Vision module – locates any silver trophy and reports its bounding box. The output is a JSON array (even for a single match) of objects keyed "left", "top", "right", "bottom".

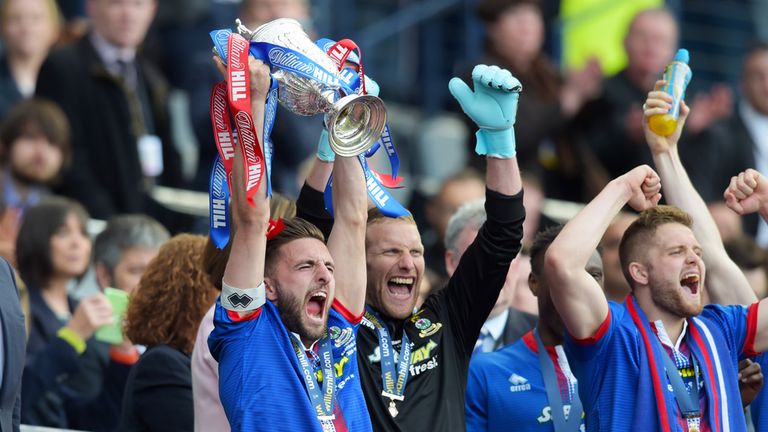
[{"left": 236, "top": 18, "right": 386, "bottom": 157}]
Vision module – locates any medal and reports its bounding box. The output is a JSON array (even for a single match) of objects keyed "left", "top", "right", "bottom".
[{"left": 388, "top": 400, "right": 399, "bottom": 418}]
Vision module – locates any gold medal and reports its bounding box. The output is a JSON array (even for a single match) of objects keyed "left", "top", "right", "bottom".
[
  {"left": 388, "top": 400, "right": 399, "bottom": 418},
  {"left": 689, "top": 426, "right": 699, "bottom": 432}
]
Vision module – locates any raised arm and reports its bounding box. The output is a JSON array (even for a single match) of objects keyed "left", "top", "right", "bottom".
[
  {"left": 444, "top": 65, "right": 526, "bottom": 353},
  {"left": 325, "top": 152, "right": 368, "bottom": 316},
  {"left": 221, "top": 58, "right": 271, "bottom": 307},
  {"left": 545, "top": 166, "right": 661, "bottom": 339},
  {"left": 644, "top": 81, "right": 756, "bottom": 305},
  {"left": 724, "top": 169, "right": 768, "bottom": 352}
]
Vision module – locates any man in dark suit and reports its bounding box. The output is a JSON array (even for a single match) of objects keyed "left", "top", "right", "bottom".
[
  {"left": 0, "top": 257, "right": 25, "bottom": 432},
  {"left": 444, "top": 200, "right": 536, "bottom": 354},
  {"left": 722, "top": 41, "right": 768, "bottom": 244},
  {"left": 35, "top": 0, "right": 182, "bottom": 226}
]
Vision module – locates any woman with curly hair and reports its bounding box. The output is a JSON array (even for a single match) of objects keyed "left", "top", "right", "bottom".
[{"left": 118, "top": 234, "right": 218, "bottom": 432}]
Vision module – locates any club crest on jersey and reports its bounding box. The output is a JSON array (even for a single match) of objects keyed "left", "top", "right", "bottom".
[
  {"left": 508, "top": 373, "right": 531, "bottom": 392},
  {"left": 329, "top": 325, "right": 354, "bottom": 348}
]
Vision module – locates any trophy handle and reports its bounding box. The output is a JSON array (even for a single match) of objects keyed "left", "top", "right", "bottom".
[{"left": 326, "top": 94, "right": 387, "bottom": 157}]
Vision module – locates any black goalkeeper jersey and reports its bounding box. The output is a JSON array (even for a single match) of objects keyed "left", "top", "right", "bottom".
[{"left": 356, "top": 189, "right": 525, "bottom": 432}]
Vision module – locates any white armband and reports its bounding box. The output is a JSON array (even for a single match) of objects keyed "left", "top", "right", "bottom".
[{"left": 221, "top": 281, "right": 266, "bottom": 312}]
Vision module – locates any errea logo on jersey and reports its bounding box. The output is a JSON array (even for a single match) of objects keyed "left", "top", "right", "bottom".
[{"left": 508, "top": 374, "right": 531, "bottom": 392}]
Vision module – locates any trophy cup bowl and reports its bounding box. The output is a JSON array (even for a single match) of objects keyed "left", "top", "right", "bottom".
[{"left": 243, "top": 18, "right": 387, "bottom": 157}]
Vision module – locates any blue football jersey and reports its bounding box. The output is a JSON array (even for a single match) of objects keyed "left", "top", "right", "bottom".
[
  {"left": 208, "top": 299, "right": 372, "bottom": 432},
  {"left": 466, "top": 331, "right": 584, "bottom": 432}
]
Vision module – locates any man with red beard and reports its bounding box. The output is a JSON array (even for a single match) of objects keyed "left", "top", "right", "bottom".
[
  {"left": 355, "top": 64, "right": 525, "bottom": 431},
  {"left": 544, "top": 84, "right": 768, "bottom": 431},
  {"left": 207, "top": 58, "right": 371, "bottom": 432}
]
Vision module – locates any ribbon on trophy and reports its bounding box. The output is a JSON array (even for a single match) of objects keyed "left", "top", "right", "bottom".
[
  {"left": 316, "top": 38, "right": 402, "bottom": 187},
  {"left": 314, "top": 38, "right": 409, "bottom": 218},
  {"left": 209, "top": 30, "right": 278, "bottom": 248},
  {"left": 209, "top": 156, "right": 230, "bottom": 249}
]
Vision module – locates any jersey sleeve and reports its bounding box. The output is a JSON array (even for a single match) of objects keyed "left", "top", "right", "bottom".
[
  {"left": 700, "top": 302, "right": 761, "bottom": 357},
  {"left": 438, "top": 189, "right": 525, "bottom": 356},
  {"left": 465, "top": 357, "right": 490, "bottom": 432},
  {"left": 564, "top": 302, "right": 623, "bottom": 404}
]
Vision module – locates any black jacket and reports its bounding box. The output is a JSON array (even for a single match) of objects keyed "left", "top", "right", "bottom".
[
  {"left": 35, "top": 35, "right": 182, "bottom": 220},
  {"left": 117, "top": 345, "right": 192, "bottom": 432},
  {"left": 0, "top": 259, "right": 24, "bottom": 432}
]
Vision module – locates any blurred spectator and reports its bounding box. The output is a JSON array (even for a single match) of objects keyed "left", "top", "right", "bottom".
[
  {"left": 599, "top": 211, "right": 636, "bottom": 302},
  {"left": 16, "top": 197, "right": 115, "bottom": 427},
  {"left": 61, "top": 214, "right": 170, "bottom": 432},
  {"left": 93, "top": 214, "right": 169, "bottom": 294},
  {"left": 445, "top": 200, "right": 536, "bottom": 353},
  {"left": 0, "top": 0, "right": 61, "bottom": 120},
  {"left": 35, "top": 0, "right": 184, "bottom": 228},
  {"left": 722, "top": 41, "right": 768, "bottom": 247},
  {"left": 708, "top": 201, "right": 744, "bottom": 243},
  {"left": 505, "top": 251, "right": 538, "bottom": 315},
  {"left": 473, "top": 0, "right": 603, "bottom": 201},
  {"left": 425, "top": 168, "right": 485, "bottom": 278},
  {"left": 578, "top": 7, "right": 733, "bottom": 202},
  {"left": 0, "top": 99, "right": 71, "bottom": 265},
  {"left": 724, "top": 235, "right": 768, "bottom": 300},
  {"left": 119, "top": 234, "right": 218, "bottom": 432},
  {"left": 0, "top": 256, "right": 24, "bottom": 432}
]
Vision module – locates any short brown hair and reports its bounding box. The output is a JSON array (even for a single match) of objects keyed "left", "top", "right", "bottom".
[
  {"left": 0, "top": 99, "right": 71, "bottom": 172},
  {"left": 124, "top": 234, "right": 218, "bottom": 353},
  {"left": 618, "top": 205, "right": 693, "bottom": 288},
  {"left": 202, "top": 193, "right": 298, "bottom": 290},
  {"left": 265, "top": 217, "right": 325, "bottom": 276},
  {"left": 366, "top": 208, "right": 416, "bottom": 226}
]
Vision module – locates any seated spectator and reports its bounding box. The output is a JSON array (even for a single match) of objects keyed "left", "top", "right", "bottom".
[
  {"left": 424, "top": 168, "right": 485, "bottom": 279},
  {"left": 119, "top": 234, "right": 218, "bottom": 432},
  {"left": 473, "top": 0, "right": 603, "bottom": 201},
  {"left": 65, "top": 214, "right": 170, "bottom": 432},
  {"left": 0, "top": 0, "right": 61, "bottom": 119},
  {"left": 724, "top": 234, "right": 768, "bottom": 300},
  {"left": 444, "top": 200, "right": 537, "bottom": 353},
  {"left": 0, "top": 99, "right": 70, "bottom": 265},
  {"left": 17, "top": 197, "right": 114, "bottom": 427},
  {"left": 577, "top": 7, "right": 733, "bottom": 202},
  {"left": 721, "top": 41, "right": 768, "bottom": 246},
  {"left": 599, "top": 212, "right": 636, "bottom": 302},
  {"left": 93, "top": 214, "right": 170, "bottom": 295}
]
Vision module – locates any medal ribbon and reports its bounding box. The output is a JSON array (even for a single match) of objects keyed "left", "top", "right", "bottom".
[
  {"left": 534, "top": 329, "right": 583, "bottom": 432},
  {"left": 658, "top": 340, "right": 702, "bottom": 419},
  {"left": 289, "top": 334, "right": 337, "bottom": 429},
  {"left": 364, "top": 307, "right": 412, "bottom": 402}
]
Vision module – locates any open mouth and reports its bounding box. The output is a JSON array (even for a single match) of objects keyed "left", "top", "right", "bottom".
[
  {"left": 387, "top": 276, "right": 415, "bottom": 300},
  {"left": 305, "top": 291, "right": 328, "bottom": 323},
  {"left": 680, "top": 273, "right": 700, "bottom": 295}
]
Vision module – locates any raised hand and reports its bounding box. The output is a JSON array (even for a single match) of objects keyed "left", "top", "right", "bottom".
[
  {"left": 738, "top": 358, "right": 764, "bottom": 407},
  {"left": 449, "top": 64, "right": 522, "bottom": 130},
  {"left": 643, "top": 80, "right": 690, "bottom": 155},
  {"left": 67, "top": 293, "right": 114, "bottom": 341},
  {"left": 621, "top": 165, "right": 662, "bottom": 212},
  {"left": 724, "top": 169, "right": 768, "bottom": 216}
]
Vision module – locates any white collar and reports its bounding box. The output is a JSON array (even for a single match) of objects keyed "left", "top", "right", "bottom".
[
  {"left": 291, "top": 332, "right": 319, "bottom": 351},
  {"left": 481, "top": 308, "right": 509, "bottom": 341},
  {"left": 90, "top": 32, "right": 137, "bottom": 66},
  {"left": 653, "top": 319, "right": 688, "bottom": 351}
]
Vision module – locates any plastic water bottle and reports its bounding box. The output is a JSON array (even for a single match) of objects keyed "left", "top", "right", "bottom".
[{"left": 648, "top": 49, "right": 692, "bottom": 136}]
